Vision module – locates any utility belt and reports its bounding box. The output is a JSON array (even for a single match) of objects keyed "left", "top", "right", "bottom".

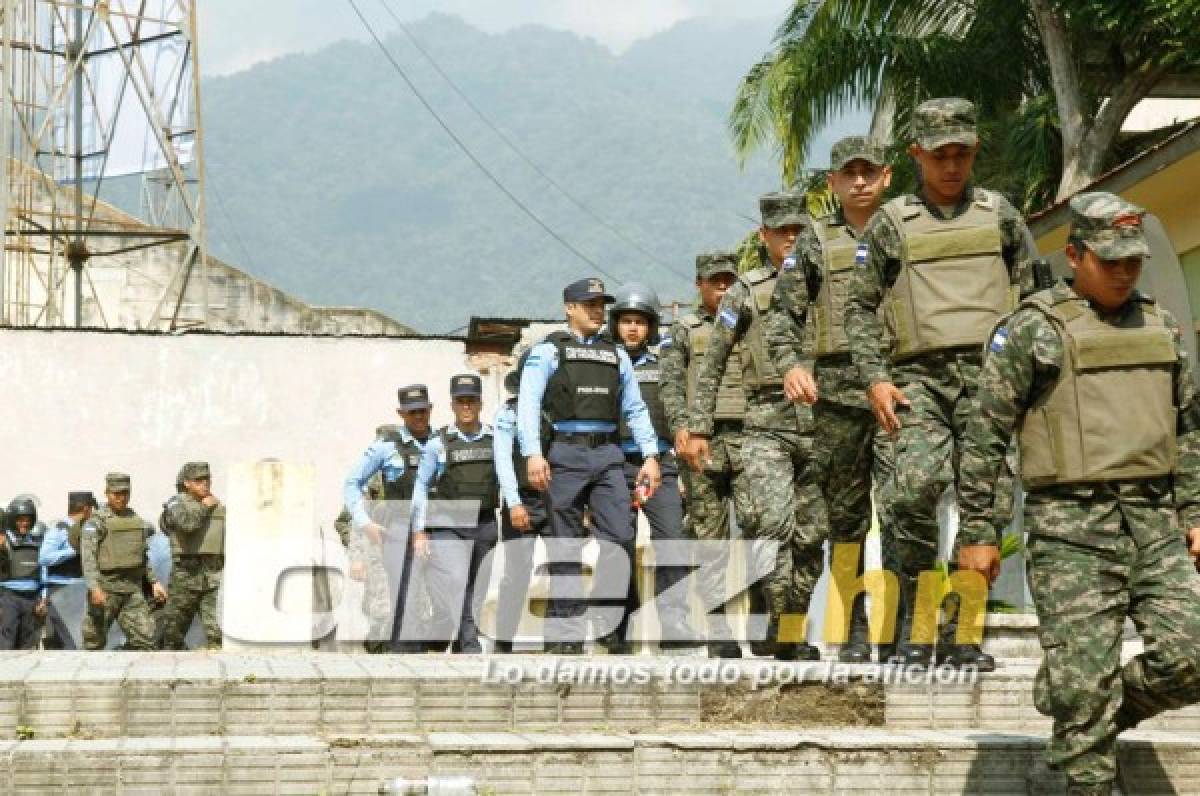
[{"left": 553, "top": 431, "right": 619, "bottom": 448}]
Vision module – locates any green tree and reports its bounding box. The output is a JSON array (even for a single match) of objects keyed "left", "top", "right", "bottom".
[{"left": 732, "top": 0, "right": 1200, "bottom": 211}]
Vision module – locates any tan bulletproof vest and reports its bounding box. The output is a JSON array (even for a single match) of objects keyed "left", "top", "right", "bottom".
[
  {"left": 812, "top": 217, "right": 862, "bottom": 357},
  {"left": 883, "top": 192, "right": 1017, "bottom": 360},
  {"left": 1018, "top": 295, "right": 1178, "bottom": 488},
  {"left": 738, "top": 268, "right": 784, "bottom": 388},
  {"left": 684, "top": 313, "right": 747, "bottom": 420},
  {"left": 97, "top": 512, "right": 145, "bottom": 572},
  {"left": 175, "top": 503, "right": 226, "bottom": 556}
]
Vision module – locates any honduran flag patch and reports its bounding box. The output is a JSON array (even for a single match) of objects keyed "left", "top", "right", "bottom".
[{"left": 990, "top": 327, "right": 1009, "bottom": 353}]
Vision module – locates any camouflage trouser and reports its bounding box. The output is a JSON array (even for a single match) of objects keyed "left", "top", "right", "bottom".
[
  {"left": 737, "top": 427, "right": 829, "bottom": 632},
  {"left": 680, "top": 423, "right": 753, "bottom": 638},
  {"left": 812, "top": 400, "right": 897, "bottom": 645},
  {"left": 347, "top": 522, "right": 393, "bottom": 653},
  {"left": 162, "top": 555, "right": 223, "bottom": 650},
  {"left": 887, "top": 379, "right": 1012, "bottom": 642},
  {"left": 812, "top": 400, "right": 897, "bottom": 546},
  {"left": 83, "top": 581, "right": 156, "bottom": 651},
  {"left": 1026, "top": 493, "right": 1200, "bottom": 787}
]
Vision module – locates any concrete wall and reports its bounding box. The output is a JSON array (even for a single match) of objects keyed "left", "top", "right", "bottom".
[{"left": 0, "top": 329, "right": 479, "bottom": 526}]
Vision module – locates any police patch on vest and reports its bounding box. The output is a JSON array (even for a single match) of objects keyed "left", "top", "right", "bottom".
[
  {"left": 563, "top": 346, "right": 619, "bottom": 365},
  {"left": 659, "top": 335, "right": 673, "bottom": 348},
  {"left": 719, "top": 308, "right": 738, "bottom": 328},
  {"left": 855, "top": 243, "right": 868, "bottom": 266},
  {"left": 577, "top": 386, "right": 612, "bottom": 395},
  {"left": 635, "top": 370, "right": 661, "bottom": 383},
  {"left": 990, "top": 327, "right": 1009, "bottom": 352},
  {"left": 783, "top": 255, "right": 797, "bottom": 270},
  {"left": 449, "top": 448, "right": 494, "bottom": 463}
]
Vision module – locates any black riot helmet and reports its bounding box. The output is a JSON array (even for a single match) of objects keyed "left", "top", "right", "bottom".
[
  {"left": 5, "top": 496, "right": 37, "bottom": 530},
  {"left": 608, "top": 282, "right": 662, "bottom": 347}
]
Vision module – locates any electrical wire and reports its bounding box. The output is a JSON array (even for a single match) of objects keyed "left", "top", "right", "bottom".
[
  {"left": 346, "top": 0, "right": 623, "bottom": 283},
  {"left": 375, "top": 0, "right": 692, "bottom": 281}
]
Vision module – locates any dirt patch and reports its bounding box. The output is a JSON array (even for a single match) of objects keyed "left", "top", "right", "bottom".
[{"left": 700, "top": 681, "right": 885, "bottom": 727}]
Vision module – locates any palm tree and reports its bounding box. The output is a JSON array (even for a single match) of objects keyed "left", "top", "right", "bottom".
[{"left": 732, "top": 1, "right": 1200, "bottom": 211}]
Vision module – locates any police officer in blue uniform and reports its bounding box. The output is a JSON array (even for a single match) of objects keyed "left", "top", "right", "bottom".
[
  {"left": 609, "top": 283, "right": 694, "bottom": 652},
  {"left": 411, "top": 373, "right": 499, "bottom": 654},
  {"left": 0, "top": 496, "right": 48, "bottom": 650},
  {"left": 343, "top": 384, "right": 437, "bottom": 653},
  {"left": 518, "top": 277, "right": 662, "bottom": 654},
  {"left": 492, "top": 356, "right": 555, "bottom": 653},
  {"left": 39, "top": 491, "right": 97, "bottom": 649}
]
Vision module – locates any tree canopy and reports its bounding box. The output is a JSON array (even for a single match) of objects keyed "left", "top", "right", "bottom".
[{"left": 732, "top": 0, "right": 1200, "bottom": 211}]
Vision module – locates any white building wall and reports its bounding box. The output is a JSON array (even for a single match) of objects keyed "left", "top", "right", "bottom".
[{"left": 0, "top": 329, "right": 479, "bottom": 524}]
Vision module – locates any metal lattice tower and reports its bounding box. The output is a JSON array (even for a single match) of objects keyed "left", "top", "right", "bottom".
[{"left": 0, "top": 0, "right": 207, "bottom": 329}]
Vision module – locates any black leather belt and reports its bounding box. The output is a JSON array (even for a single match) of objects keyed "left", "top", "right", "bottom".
[{"left": 553, "top": 431, "right": 618, "bottom": 447}]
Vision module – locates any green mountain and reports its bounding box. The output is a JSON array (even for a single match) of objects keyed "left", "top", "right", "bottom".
[{"left": 196, "top": 13, "right": 823, "bottom": 332}]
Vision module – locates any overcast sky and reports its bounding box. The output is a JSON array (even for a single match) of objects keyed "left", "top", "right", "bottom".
[{"left": 198, "top": 0, "right": 794, "bottom": 75}]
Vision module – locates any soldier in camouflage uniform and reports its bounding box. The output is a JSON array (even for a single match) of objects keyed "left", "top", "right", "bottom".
[
  {"left": 684, "top": 192, "right": 829, "bottom": 661},
  {"left": 336, "top": 424, "right": 396, "bottom": 653},
  {"left": 661, "top": 250, "right": 748, "bottom": 658},
  {"left": 768, "top": 136, "right": 897, "bottom": 663},
  {"left": 958, "top": 193, "right": 1200, "bottom": 795},
  {"left": 83, "top": 473, "right": 165, "bottom": 651},
  {"left": 160, "top": 462, "right": 225, "bottom": 650},
  {"left": 844, "top": 98, "right": 1036, "bottom": 669}
]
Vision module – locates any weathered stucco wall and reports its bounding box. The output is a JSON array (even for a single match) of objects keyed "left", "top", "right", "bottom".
[{"left": 0, "top": 329, "right": 488, "bottom": 526}]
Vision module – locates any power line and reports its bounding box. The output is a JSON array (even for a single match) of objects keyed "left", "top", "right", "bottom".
[
  {"left": 206, "top": 164, "right": 261, "bottom": 277},
  {"left": 375, "top": 0, "right": 691, "bottom": 281},
  {"left": 345, "top": 0, "right": 623, "bottom": 283}
]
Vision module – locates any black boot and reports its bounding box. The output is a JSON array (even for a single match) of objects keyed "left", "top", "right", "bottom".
[
  {"left": 708, "top": 641, "right": 743, "bottom": 659},
  {"left": 599, "top": 632, "right": 633, "bottom": 655},
  {"left": 892, "top": 643, "right": 934, "bottom": 666},
  {"left": 838, "top": 596, "right": 871, "bottom": 664},
  {"left": 936, "top": 643, "right": 996, "bottom": 672}
]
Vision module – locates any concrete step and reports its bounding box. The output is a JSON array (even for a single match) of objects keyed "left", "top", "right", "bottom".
[
  {"left": 884, "top": 660, "right": 1200, "bottom": 734},
  {"left": 4, "top": 652, "right": 1200, "bottom": 743},
  {"left": 2, "top": 729, "right": 1197, "bottom": 794}
]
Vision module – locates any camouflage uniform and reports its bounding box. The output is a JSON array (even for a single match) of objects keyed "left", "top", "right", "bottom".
[
  {"left": 768, "top": 137, "right": 897, "bottom": 658},
  {"left": 689, "top": 194, "right": 830, "bottom": 657},
  {"left": 81, "top": 473, "right": 158, "bottom": 651},
  {"left": 843, "top": 99, "right": 1034, "bottom": 659},
  {"left": 959, "top": 194, "right": 1200, "bottom": 794},
  {"left": 337, "top": 471, "right": 391, "bottom": 652},
  {"left": 160, "top": 462, "right": 224, "bottom": 650},
  {"left": 660, "top": 251, "right": 753, "bottom": 646}
]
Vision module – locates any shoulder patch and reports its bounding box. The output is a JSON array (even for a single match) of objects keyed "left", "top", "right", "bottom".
[
  {"left": 658, "top": 334, "right": 673, "bottom": 349},
  {"left": 989, "top": 327, "right": 1010, "bottom": 353},
  {"left": 719, "top": 308, "right": 738, "bottom": 329}
]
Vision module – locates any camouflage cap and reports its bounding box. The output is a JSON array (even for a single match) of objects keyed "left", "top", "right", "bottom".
[
  {"left": 1068, "top": 192, "right": 1150, "bottom": 260},
  {"left": 830, "top": 136, "right": 886, "bottom": 170},
  {"left": 913, "top": 98, "right": 978, "bottom": 150},
  {"left": 105, "top": 472, "right": 131, "bottom": 492},
  {"left": 450, "top": 373, "right": 483, "bottom": 398},
  {"left": 695, "top": 250, "right": 740, "bottom": 280},
  {"left": 68, "top": 491, "right": 98, "bottom": 510},
  {"left": 759, "top": 191, "right": 807, "bottom": 229},
  {"left": 180, "top": 461, "right": 211, "bottom": 481}
]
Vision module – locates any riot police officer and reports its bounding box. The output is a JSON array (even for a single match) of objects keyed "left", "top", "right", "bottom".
[
  {"left": 0, "top": 496, "right": 48, "bottom": 650},
  {"left": 609, "top": 282, "right": 693, "bottom": 651}
]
